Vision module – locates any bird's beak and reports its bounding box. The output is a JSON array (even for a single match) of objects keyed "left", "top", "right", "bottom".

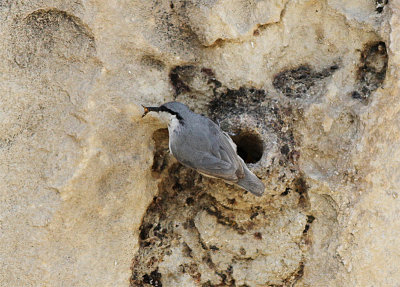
[{"left": 141, "top": 105, "right": 160, "bottom": 118}]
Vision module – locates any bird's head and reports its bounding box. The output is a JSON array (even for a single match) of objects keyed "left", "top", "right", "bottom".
[{"left": 142, "top": 101, "right": 190, "bottom": 122}]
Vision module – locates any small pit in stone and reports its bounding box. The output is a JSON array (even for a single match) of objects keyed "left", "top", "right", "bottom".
[{"left": 231, "top": 132, "right": 263, "bottom": 163}]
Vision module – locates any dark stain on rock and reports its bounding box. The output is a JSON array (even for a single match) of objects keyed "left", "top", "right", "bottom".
[
  {"left": 351, "top": 41, "right": 388, "bottom": 102},
  {"left": 186, "top": 196, "right": 195, "bottom": 205},
  {"left": 201, "top": 67, "right": 215, "bottom": 78},
  {"left": 250, "top": 212, "right": 259, "bottom": 220},
  {"left": 209, "top": 87, "right": 267, "bottom": 116},
  {"left": 141, "top": 55, "right": 166, "bottom": 70},
  {"left": 280, "top": 187, "right": 291, "bottom": 196},
  {"left": 303, "top": 215, "right": 315, "bottom": 234},
  {"left": 376, "top": 0, "right": 388, "bottom": 13},
  {"left": 294, "top": 177, "right": 308, "bottom": 195},
  {"left": 227, "top": 198, "right": 236, "bottom": 205},
  {"left": 151, "top": 129, "right": 170, "bottom": 175},
  {"left": 169, "top": 65, "right": 223, "bottom": 99},
  {"left": 182, "top": 242, "right": 193, "bottom": 258},
  {"left": 294, "top": 177, "right": 310, "bottom": 209},
  {"left": 210, "top": 245, "right": 220, "bottom": 251},
  {"left": 139, "top": 223, "right": 153, "bottom": 241},
  {"left": 273, "top": 64, "right": 338, "bottom": 98},
  {"left": 350, "top": 91, "right": 363, "bottom": 100},
  {"left": 280, "top": 144, "right": 290, "bottom": 155},
  {"left": 142, "top": 269, "right": 163, "bottom": 287},
  {"left": 205, "top": 205, "right": 246, "bottom": 234},
  {"left": 169, "top": 65, "right": 193, "bottom": 96},
  {"left": 254, "top": 232, "right": 263, "bottom": 240},
  {"left": 287, "top": 261, "right": 305, "bottom": 286}
]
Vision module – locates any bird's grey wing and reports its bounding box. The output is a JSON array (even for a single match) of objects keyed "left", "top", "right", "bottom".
[
  {"left": 178, "top": 149, "right": 241, "bottom": 182},
  {"left": 172, "top": 118, "right": 243, "bottom": 181},
  {"left": 222, "top": 131, "right": 237, "bottom": 152}
]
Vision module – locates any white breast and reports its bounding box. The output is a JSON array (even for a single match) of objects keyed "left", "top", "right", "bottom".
[
  {"left": 168, "top": 115, "right": 180, "bottom": 133},
  {"left": 168, "top": 116, "right": 181, "bottom": 154}
]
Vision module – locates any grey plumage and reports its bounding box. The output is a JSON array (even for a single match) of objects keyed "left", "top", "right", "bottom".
[{"left": 142, "top": 101, "right": 265, "bottom": 196}]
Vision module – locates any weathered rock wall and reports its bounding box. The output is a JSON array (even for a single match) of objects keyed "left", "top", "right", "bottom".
[{"left": 1, "top": 0, "right": 399, "bottom": 286}]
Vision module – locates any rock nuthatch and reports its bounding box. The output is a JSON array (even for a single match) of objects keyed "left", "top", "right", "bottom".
[{"left": 142, "top": 102, "right": 265, "bottom": 196}]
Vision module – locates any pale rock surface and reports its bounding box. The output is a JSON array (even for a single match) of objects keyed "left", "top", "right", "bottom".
[
  {"left": 183, "top": 0, "right": 288, "bottom": 46},
  {"left": 0, "top": 0, "right": 399, "bottom": 286}
]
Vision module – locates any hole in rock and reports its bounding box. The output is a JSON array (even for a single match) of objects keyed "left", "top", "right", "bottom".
[{"left": 231, "top": 132, "right": 263, "bottom": 163}]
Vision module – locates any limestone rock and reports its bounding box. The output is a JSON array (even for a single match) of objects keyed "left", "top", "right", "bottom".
[
  {"left": 183, "top": 0, "right": 288, "bottom": 46},
  {"left": 1, "top": 0, "right": 399, "bottom": 286}
]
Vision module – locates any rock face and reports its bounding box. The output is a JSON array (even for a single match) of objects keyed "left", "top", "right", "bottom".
[{"left": 1, "top": 0, "right": 399, "bottom": 286}]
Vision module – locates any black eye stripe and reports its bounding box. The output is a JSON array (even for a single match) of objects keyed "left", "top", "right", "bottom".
[{"left": 160, "top": 106, "right": 183, "bottom": 122}]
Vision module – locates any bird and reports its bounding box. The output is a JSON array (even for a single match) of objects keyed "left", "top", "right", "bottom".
[{"left": 142, "top": 101, "right": 265, "bottom": 196}]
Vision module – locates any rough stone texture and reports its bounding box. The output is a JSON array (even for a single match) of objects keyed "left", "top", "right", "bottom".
[
  {"left": 1, "top": 0, "right": 399, "bottom": 286},
  {"left": 183, "top": 0, "right": 288, "bottom": 46}
]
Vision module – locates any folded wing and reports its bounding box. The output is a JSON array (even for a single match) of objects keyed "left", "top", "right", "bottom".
[{"left": 171, "top": 117, "right": 244, "bottom": 182}]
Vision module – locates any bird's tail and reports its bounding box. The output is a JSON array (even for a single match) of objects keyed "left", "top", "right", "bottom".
[{"left": 236, "top": 162, "right": 265, "bottom": 197}]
